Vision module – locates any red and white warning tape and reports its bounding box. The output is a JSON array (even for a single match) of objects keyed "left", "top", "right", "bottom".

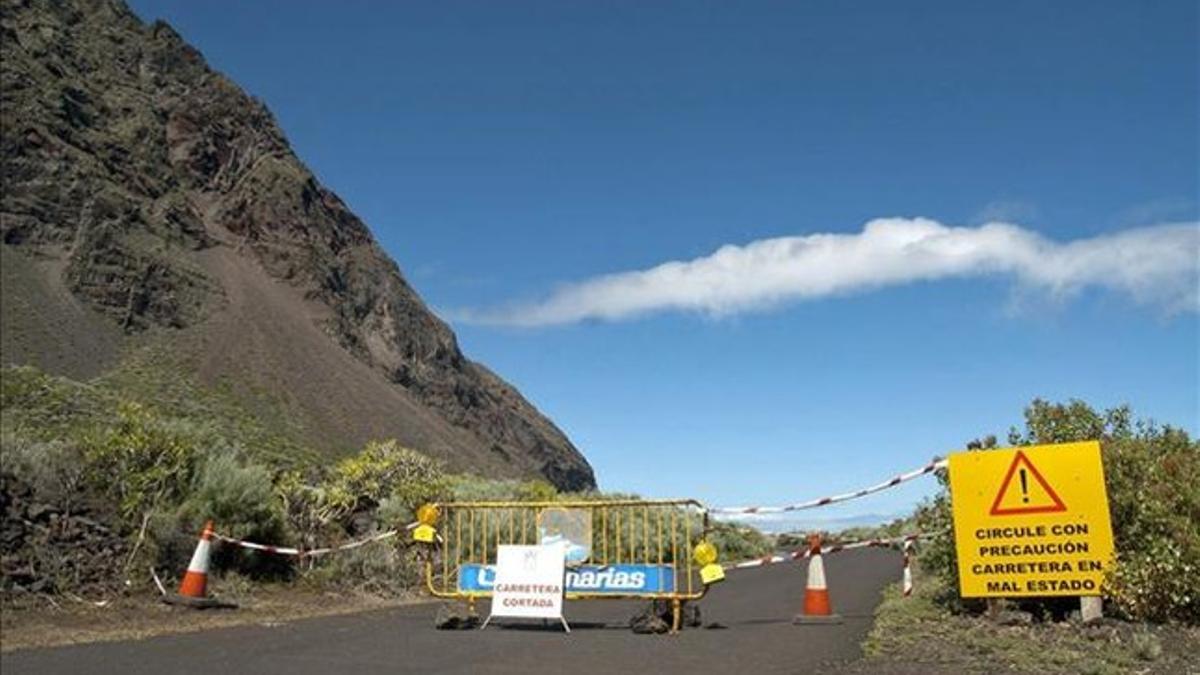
[
  {"left": 213, "top": 529, "right": 399, "bottom": 558},
  {"left": 804, "top": 531, "right": 935, "bottom": 558},
  {"left": 723, "top": 531, "right": 943, "bottom": 571},
  {"left": 709, "top": 457, "right": 948, "bottom": 515},
  {"left": 724, "top": 552, "right": 801, "bottom": 571}
]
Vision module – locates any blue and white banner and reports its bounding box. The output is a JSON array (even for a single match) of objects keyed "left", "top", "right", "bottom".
[{"left": 458, "top": 563, "right": 676, "bottom": 595}]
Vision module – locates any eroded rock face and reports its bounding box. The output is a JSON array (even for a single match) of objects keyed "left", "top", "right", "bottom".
[{"left": 0, "top": 0, "right": 595, "bottom": 491}]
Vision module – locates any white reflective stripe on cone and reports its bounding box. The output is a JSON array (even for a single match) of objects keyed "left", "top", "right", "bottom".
[
  {"left": 187, "top": 538, "right": 212, "bottom": 574},
  {"left": 807, "top": 555, "right": 827, "bottom": 589},
  {"left": 902, "top": 540, "right": 914, "bottom": 596}
]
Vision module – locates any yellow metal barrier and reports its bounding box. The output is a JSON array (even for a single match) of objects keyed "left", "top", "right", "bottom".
[{"left": 421, "top": 499, "right": 712, "bottom": 629}]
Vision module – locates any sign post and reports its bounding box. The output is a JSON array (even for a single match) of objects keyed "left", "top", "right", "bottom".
[
  {"left": 481, "top": 543, "right": 569, "bottom": 632},
  {"left": 948, "top": 441, "right": 1115, "bottom": 599}
]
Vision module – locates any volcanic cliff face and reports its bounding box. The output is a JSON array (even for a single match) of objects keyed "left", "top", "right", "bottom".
[{"left": 0, "top": 0, "right": 595, "bottom": 490}]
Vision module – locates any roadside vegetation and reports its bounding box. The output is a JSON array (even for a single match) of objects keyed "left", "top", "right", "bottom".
[
  {"left": 7, "top": 363, "right": 1194, "bottom": 671},
  {"left": 860, "top": 566, "right": 1200, "bottom": 674},
  {"left": 0, "top": 363, "right": 769, "bottom": 613},
  {"left": 913, "top": 399, "right": 1198, "bottom": 624},
  {"left": 855, "top": 399, "right": 1199, "bottom": 673},
  {"left": 775, "top": 518, "right": 913, "bottom": 553}
]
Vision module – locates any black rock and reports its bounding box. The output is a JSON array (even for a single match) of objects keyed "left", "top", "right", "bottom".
[
  {"left": 434, "top": 603, "right": 480, "bottom": 630},
  {"left": 643, "top": 598, "right": 702, "bottom": 628},
  {"left": 994, "top": 610, "right": 1034, "bottom": 626},
  {"left": 630, "top": 600, "right": 692, "bottom": 634},
  {"left": 27, "top": 504, "right": 54, "bottom": 521},
  {"left": 630, "top": 613, "right": 670, "bottom": 634}
]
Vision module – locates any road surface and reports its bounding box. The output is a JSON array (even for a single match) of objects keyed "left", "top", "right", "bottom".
[{"left": 2, "top": 548, "right": 900, "bottom": 674}]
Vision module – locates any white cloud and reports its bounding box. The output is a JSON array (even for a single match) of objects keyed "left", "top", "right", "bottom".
[{"left": 456, "top": 218, "right": 1200, "bottom": 327}]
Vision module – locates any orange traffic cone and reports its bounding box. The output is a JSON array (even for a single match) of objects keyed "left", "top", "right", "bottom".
[
  {"left": 166, "top": 521, "right": 234, "bottom": 608},
  {"left": 178, "top": 520, "right": 214, "bottom": 599},
  {"left": 794, "top": 534, "right": 842, "bottom": 624}
]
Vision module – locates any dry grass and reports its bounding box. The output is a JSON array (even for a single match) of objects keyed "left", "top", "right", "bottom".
[
  {"left": 0, "top": 583, "right": 434, "bottom": 653},
  {"left": 854, "top": 566, "right": 1200, "bottom": 674}
]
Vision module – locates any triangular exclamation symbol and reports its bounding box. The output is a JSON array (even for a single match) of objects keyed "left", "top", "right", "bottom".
[{"left": 989, "top": 450, "right": 1067, "bottom": 516}]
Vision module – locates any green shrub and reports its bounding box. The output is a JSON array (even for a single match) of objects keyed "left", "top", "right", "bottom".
[
  {"left": 297, "top": 541, "right": 422, "bottom": 596},
  {"left": 0, "top": 366, "right": 109, "bottom": 439},
  {"left": 1107, "top": 538, "right": 1198, "bottom": 624},
  {"left": 1100, "top": 423, "right": 1199, "bottom": 623},
  {"left": 274, "top": 440, "right": 451, "bottom": 544},
  {"left": 144, "top": 510, "right": 202, "bottom": 584},
  {"left": 325, "top": 439, "right": 450, "bottom": 524},
  {"left": 278, "top": 440, "right": 452, "bottom": 593},
  {"left": 93, "top": 348, "right": 317, "bottom": 467},
  {"left": 0, "top": 433, "right": 89, "bottom": 517},
  {"left": 376, "top": 495, "right": 415, "bottom": 531},
  {"left": 448, "top": 475, "right": 553, "bottom": 502},
  {"left": 835, "top": 518, "right": 911, "bottom": 543},
  {"left": 705, "top": 520, "right": 773, "bottom": 562},
  {"left": 178, "top": 454, "right": 285, "bottom": 540},
  {"left": 515, "top": 479, "right": 558, "bottom": 502},
  {"left": 912, "top": 487, "right": 972, "bottom": 611},
  {"left": 176, "top": 454, "right": 291, "bottom": 577},
  {"left": 274, "top": 468, "right": 342, "bottom": 552},
  {"left": 83, "top": 402, "right": 202, "bottom": 523}
]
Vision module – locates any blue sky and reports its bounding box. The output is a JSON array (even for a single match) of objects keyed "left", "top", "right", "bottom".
[{"left": 129, "top": 1, "right": 1199, "bottom": 527}]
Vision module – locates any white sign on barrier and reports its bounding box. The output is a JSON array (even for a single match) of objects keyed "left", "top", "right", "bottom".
[{"left": 483, "top": 543, "right": 568, "bottom": 632}]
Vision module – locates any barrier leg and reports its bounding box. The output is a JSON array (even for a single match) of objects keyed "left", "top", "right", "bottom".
[{"left": 671, "top": 598, "right": 681, "bottom": 633}]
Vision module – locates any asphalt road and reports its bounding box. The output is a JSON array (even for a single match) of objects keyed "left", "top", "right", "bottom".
[{"left": 2, "top": 548, "right": 901, "bottom": 675}]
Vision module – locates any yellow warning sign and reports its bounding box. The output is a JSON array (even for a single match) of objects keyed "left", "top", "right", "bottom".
[{"left": 948, "top": 441, "right": 1114, "bottom": 598}]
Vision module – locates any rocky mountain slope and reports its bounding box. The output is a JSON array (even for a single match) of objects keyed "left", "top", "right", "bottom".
[{"left": 0, "top": 0, "right": 595, "bottom": 490}]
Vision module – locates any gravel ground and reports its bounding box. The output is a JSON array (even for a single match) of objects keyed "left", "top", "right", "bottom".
[{"left": 845, "top": 568, "right": 1200, "bottom": 675}]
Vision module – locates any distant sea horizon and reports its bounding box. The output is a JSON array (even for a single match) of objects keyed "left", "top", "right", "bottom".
[{"left": 715, "top": 511, "right": 909, "bottom": 535}]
